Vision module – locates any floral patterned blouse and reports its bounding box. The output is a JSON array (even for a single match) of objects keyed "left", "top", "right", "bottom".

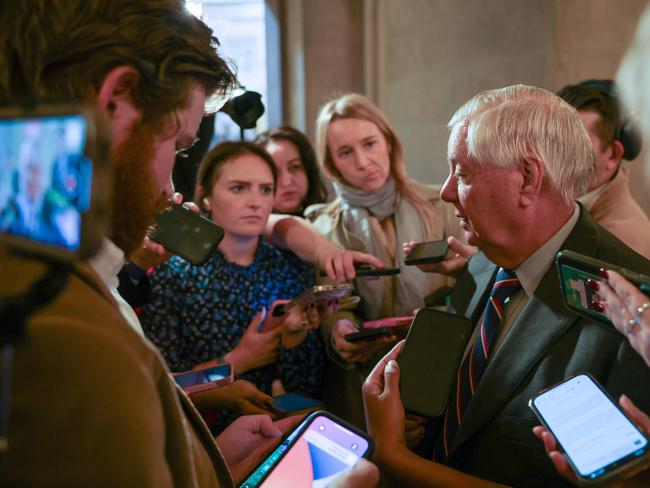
[{"left": 139, "top": 239, "right": 324, "bottom": 405}]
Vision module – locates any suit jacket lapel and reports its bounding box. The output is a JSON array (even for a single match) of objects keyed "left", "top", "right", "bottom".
[
  {"left": 448, "top": 253, "right": 497, "bottom": 323},
  {"left": 449, "top": 209, "right": 601, "bottom": 455}
]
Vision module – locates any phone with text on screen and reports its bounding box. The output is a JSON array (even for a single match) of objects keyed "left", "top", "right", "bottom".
[{"left": 530, "top": 374, "right": 649, "bottom": 485}]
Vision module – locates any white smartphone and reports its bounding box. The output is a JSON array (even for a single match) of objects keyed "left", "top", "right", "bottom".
[{"left": 529, "top": 373, "right": 649, "bottom": 485}]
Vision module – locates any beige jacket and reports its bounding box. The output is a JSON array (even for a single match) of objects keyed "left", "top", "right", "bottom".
[
  {"left": 2, "top": 249, "right": 233, "bottom": 487},
  {"left": 585, "top": 167, "right": 650, "bottom": 260}
]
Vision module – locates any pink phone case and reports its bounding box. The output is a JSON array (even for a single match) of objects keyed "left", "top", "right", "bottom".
[
  {"left": 260, "top": 299, "right": 291, "bottom": 332},
  {"left": 363, "top": 316, "right": 414, "bottom": 329}
]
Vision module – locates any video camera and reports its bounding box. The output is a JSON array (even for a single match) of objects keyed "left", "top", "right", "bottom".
[{"left": 0, "top": 104, "right": 111, "bottom": 262}]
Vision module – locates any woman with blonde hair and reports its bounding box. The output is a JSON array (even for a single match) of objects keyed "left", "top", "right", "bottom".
[{"left": 308, "top": 93, "right": 462, "bottom": 426}]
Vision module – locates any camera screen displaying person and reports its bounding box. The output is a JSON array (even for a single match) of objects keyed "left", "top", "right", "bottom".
[{"left": 0, "top": 112, "right": 91, "bottom": 251}]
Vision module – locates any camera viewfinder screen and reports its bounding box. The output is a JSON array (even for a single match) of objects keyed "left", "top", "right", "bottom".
[{"left": 0, "top": 114, "right": 91, "bottom": 250}]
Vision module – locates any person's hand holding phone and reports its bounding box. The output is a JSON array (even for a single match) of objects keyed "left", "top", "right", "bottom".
[
  {"left": 331, "top": 318, "right": 396, "bottom": 363},
  {"left": 596, "top": 270, "right": 650, "bottom": 366},
  {"left": 403, "top": 236, "right": 476, "bottom": 279},
  {"left": 216, "top": 414, "right": 303, "bottom": 484},
  {"left": 315, "top": 242, "right": 385, "bottom": 282},
  {"left": 362, "top": 341, "right": 408, "bottom": 464},
  {"left": 130, "top": 192, "right": 201, "bottom": 268},
  {"left": 279, "top": 302, "right": 320, "bottom": 349},
  {"left": 533, "top": 394, "right": 650, "bottom": 487},
  {"left": 189, "top": 379, "right": 274, "bottom": 416},
  {"left": 227, "top": 309, "right": 282, "bottom": 374}
]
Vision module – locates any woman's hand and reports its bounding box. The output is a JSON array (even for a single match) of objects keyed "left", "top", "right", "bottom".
[
  {"left": 189, "top": 379, "right": 274, "bottom": 416},
  {"left": 402, "top": 236, "right": 476, "bottom": 279},
  {"left": 597, "top": 270, "right": 650, "bottom": 366},
  {"left": 533, "top": 394, "right": 650, "bottom": 487},
  {"left": 362, "top": 341, "right": 407, "bottom": 463},
  {"left": 315, "top": 242, "right": 384, "bottom": 282},
  {"left": 217, "top": 415, "right": 304, "bottom": 484},
  {"left": 227, "top": 309, "right": 282, "bottom": 374},
  {"left": 331, "top": 319, "right": 396, "bottom": 363},
  {"left": 279, "top": 303, "right": 320, "bottom": 349}
]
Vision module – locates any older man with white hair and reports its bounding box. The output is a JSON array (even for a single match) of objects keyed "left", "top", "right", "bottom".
[{"left": 362, "top": 85, "right": 650, "bottom": 487}]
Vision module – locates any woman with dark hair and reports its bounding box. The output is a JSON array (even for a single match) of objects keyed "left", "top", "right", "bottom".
[
  {"left": 139, "top": 141, "right": 324, "bottom": 433},
  {"left": 255, "top": 126, "right": 327, "bottom": 215}
]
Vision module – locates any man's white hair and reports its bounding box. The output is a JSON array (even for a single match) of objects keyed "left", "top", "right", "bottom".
[
  {"left": 617, "top": 6, "right": 650, "bottom": 142},
  {"left": 448, "top": 84, "right": 595, "bottom": 204}
]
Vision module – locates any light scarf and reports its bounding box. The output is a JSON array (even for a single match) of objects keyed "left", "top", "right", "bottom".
[{"left": 334, "top": 178, "right": 431, "bottom": 319}]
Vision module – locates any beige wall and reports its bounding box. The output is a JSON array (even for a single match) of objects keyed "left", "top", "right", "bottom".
[{"left": 288, "top": 0, "right": 650, "bottom": 214}]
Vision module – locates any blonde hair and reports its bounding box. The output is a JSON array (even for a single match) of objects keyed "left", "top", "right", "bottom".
[
  {"left": 617, "top": 6, "right": 650, "bottom": 141},
  {"left": 449, "top": 84, "right": 595, "bottom": 204},
  {"left": 315, "top": 93, "right": 436, "bottom": 237}
]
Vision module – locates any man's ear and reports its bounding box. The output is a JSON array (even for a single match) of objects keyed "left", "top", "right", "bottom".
[
  {"left": 96, "top": 66, "right": 141, "bottom": 135},
  {"left": 519, "top": 155, "right": 544, "bottom": 207},
  {"left": 608, "top": 140, "right": 625, "bottom": 171}
]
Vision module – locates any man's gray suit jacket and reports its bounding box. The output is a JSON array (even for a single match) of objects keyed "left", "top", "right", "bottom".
[{"left": 440, "top": 208, "right": 650, "bottom": 487}]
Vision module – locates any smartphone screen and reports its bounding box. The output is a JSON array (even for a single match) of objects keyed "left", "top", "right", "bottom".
[
  {"left": 531, "top": 374, "right": 649, "bottom": 481},
  {"left": 556, "top": 250, "right": 650, "bottom": 326},
  {"left": 240, "top": 412, "right": 371, "bottom": 488},
  {"left": 0, "top": 114, "right": 91, "bottom": 251},
  {"left": 173, "top": 364, "right": 232, "bottom": 389},
  {"left": 558, "top": 263, "right": 609, "bottom": 324}
]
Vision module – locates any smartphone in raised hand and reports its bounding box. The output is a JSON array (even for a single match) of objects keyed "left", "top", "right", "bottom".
[
  {"left": 404, "top": 239, "right": 449, "bottom": 266},
  {"left": 150, "top": 204, "right": 224, "bottom": 266},
  {"left": 530, "top": 373, "right": 649, "bottom": 485}
]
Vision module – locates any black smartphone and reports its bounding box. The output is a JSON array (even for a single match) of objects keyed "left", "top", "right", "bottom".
[
  {"left": 0, "top": 104, "right": 111, "bottom": 261},
  {"left": 530, "top": 373, "right": 650, "bottom": 485},
  {"left": 239, "top": 410, "right": 373, "bottom": 488},
  {"left": 150, "top": 204, "right": 224, "bottom": 266},
  {"left": 556, "top": 250, "right": 650, "bottom": 325},
  {"left": 172, "top": 363, "right": 234, "bottom": 394},
  {"left": 404, "top": 239, "right": 449, "bottom": 266},
  {"left": 345, "top": 326, "right": 395, "bottom": 342},
  {"left": 270, "top": 393, "right": 322, "bottom": 416},
  {"left": 398, "top": 308, "right": 472, "bottom": 417},
  {"left": 354, "top": 265, "right": 401, "bottom": 277}
]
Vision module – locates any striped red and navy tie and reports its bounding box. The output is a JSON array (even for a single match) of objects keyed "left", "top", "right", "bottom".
[{"left": 436, "top": 267, "right": 521, "bottom": 461}]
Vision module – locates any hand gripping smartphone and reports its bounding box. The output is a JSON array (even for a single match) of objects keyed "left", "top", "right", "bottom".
[
  {"left": 404, "top": 239, "right": 449, "bottom": 266},
  {"left": 530, "top": 374, "right": 650, "bottom": 485},
  {"left": 172, "top": 363, "right": 233, "bottom": 394},
  {"left": 259, "top": 299, "right": 291, "bottom": 332},
  {"left": 362, "top": 315, "right": 413, "bottom": 340},
  {"left": 556, "top": 250, "right": 650, "bottom": 325},
  {"left": 150, "top": 204, "right": 224, "bottom": 266},
  {"left": 0, "top": 104, "right": 111, "bottom": 261},
  {"left": 239, "top": 410, "right": 373, "bottom": 488},
  {"left": 398, "top": 308, "right": 472, "bottom": 417},
  {"left": 345, "top": 326, "right": 395, "bottom": 343},
  {"left": 270, "top": 393, "right": 323, "bottom": 417}
]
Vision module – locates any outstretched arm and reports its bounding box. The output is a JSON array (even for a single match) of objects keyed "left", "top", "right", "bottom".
[{"left": 265, "top": 214, "right": 383, "bottom": 281}]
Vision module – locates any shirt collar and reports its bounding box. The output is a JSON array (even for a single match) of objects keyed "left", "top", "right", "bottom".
[
  {"left": 87, "top": 237, "right": 126, "bottom": 291},
  {"left": 513, "top": 204, "right": 580, "bottom": 297}
]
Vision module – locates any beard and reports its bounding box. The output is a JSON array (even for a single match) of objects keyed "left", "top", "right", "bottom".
[{"left": 110, "top": 122, "right": 166, "bottom": 259}]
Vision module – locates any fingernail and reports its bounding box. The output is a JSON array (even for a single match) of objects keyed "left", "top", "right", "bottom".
[
  {"left": 586, "top": 279, "right": 600, "bottom": 291},
  {"left": 386, "top": 360, "right": 398, "bottom": 372},
  {"left": 599, "top": 268, "right": 609, "bottom": 279},
  {"left": 591, "top": 300, "right": 604, "bottom": 313}
]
